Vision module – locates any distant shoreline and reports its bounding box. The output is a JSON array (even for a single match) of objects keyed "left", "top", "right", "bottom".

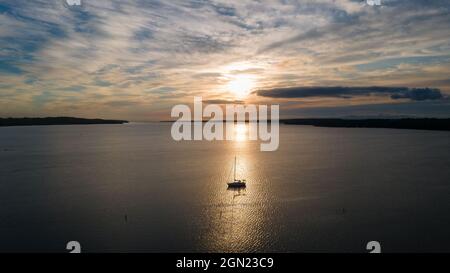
[
  {"left": 280, "top": 118, "right": 450, "bottom": 131},
  {"left": 161, "top": 118, "right": 450, "bottom": 131},
  {"left": 0, "top": 117, "right": 129, "bottom": 127}
]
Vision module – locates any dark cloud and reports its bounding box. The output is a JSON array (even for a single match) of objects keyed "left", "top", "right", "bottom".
[
  {"left": 257, "top": 86, "right": 447, "bottom": 101},
  {"left": 390, "top": 88, "right": 444, "bottom": 101},
  {"left": 281, "top": 100, "right": 450, "bottom": 119},
  {"left": 211, "top": 3, "right": 237, "bottom": 17}
]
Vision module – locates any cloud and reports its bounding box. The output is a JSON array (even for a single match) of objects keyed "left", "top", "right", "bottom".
[
  {"left": 203, "top": 99, "right": 244, "bottom": 104},
  {"left": 390, "top": 88, "right": 444, "bottom": 101},
  {"left": 1, "top": 0, "right": 450, "bottom": 120},
  {"left": 60, "top": 85, "right": 86, "bottom": 92},
  {"left": 257, "top": 86, "right": 447, "bottom": 101},
  {"left": 0, "top": 62, "right": 23, "bottom": 75},
  {"left": 104, "top": 100, "right": 137, "bottom": 107}
]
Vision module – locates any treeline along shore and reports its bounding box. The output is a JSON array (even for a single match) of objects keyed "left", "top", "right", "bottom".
[
  {"left": 0, "top": 117, "right": 129, "bottom": 127},
  {"left": 161, "top": 118, "right": 450, "bottom": 131},
  {"left": 282, "top": 118, "right": 450, "bottom": 131}
]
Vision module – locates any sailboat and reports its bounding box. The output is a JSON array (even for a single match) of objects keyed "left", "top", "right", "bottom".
[{"left": 227, "top": 156, "right": 246, "bottom": 188}]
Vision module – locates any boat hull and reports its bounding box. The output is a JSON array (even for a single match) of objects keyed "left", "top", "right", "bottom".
[{"left": 227, "top": 182, "right": 246, "bottom": 188}]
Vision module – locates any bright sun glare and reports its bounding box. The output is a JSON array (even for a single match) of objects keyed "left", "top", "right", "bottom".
[
  {"left": 227, "top": 76, "right": 255, "bottom": 99},
  {"left": 234, "top": 123, "right": 248, "bottom": 142}
]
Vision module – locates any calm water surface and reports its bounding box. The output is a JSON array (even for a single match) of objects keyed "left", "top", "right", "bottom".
[{"left": 0, "top": 123, "right": 449, "bottom": 252}]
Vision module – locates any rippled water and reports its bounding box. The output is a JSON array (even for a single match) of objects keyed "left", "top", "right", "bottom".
[{"left": 0, "top": 122, "right": 449, "bottom": 252}]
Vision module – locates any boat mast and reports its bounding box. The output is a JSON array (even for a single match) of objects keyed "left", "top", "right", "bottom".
[{"left": 234, "top": 156, "right": 236, "bottom": 181}]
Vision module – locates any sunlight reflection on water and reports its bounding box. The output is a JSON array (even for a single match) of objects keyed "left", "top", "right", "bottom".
[
  {"left": 198, "top": 123, "right": 268, "bottom": 252},
  {"left": 1, "top": 123, "right": 450, "bottom": 252}
]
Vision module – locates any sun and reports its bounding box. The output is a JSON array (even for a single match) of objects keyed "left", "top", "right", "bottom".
[{"left": 226, "top": 76, "right": 255, "bottom": 99}]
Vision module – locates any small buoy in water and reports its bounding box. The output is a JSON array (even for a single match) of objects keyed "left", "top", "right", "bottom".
[{"left": 124, "top": 214, "right": 128, "bottom": 222}]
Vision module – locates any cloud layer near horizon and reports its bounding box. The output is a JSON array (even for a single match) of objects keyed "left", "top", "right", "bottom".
[
  {"left": 0, "top": 0, "right": 450, "bottom": 119},
  {"left": 257, "top": 86, "right": 447, "bottom": 101}
]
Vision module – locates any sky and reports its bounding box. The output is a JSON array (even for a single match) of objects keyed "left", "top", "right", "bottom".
[{"left": 1, "top": 0, "right": 450, "bottom": 120}]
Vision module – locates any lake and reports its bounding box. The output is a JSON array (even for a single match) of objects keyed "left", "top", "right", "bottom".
[{"left": 0, "top": 122, "right": 449, "bottom": 252}]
